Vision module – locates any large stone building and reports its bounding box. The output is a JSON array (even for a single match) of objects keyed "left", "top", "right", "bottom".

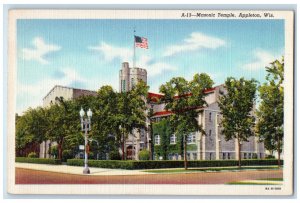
[
  {"left": 39, "top": 62, "right": 265, "bottom": 160},
  {"left": 40, "top": 85, "right": 97, "bottom": 158},
  {"left": 148, "top": 85, "right": 265, "bottom": 160}
]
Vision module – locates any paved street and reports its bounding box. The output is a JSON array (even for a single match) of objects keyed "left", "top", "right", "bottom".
[{"left": 16, "top": 167, "right": 283, "bottom": 184}]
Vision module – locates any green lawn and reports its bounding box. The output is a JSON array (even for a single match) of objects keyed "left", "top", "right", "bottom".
[
  {"left": 226, "top": 177, "right": 283, "bottom": 185},
  {"left": 226, "top": 182, "right": 280, "bottom": 185},
  {"left": 143, "top": 166, "right": 280, "bottom": 174}
]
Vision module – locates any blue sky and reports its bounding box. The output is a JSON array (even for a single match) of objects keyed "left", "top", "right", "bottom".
[{"left": 17, "top": 19, "right": 284, "bottom": 114}]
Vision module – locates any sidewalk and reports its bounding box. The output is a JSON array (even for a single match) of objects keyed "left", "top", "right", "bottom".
[{"left": 15, "top": 163, "right": 151, "bottom": 176}]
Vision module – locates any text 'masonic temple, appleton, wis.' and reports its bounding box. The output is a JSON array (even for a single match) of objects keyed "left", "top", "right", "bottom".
[{"left": 40, "top": 62, "right": 265, "bottom": 160}]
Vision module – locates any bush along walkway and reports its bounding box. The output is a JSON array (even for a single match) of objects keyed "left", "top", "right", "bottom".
[{"left": 66, "top": 159, "right": 283, "bottom": 170}]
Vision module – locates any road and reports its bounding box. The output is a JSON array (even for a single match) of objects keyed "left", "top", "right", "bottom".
[{"left": 16, "top": 168, "right": 283, "bottom": 184}]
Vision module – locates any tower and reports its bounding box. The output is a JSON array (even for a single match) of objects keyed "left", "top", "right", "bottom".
[{"left": 119, "top": 62, "right": 147, "bottom": 92}]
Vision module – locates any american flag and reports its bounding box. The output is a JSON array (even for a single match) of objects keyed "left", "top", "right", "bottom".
[{"left": 135, "top": 35, "right": 148, "bottom": 49}]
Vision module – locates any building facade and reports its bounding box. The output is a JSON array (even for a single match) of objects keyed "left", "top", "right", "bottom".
[
  {"left": 40, "top": 85, "right": 97, "bottom": 158},
  {"left": 39, "top": 62, "right": 265, "bottom": 160},
  {"left": 148, "top": 85, "right": 265, "bottom": 160}
]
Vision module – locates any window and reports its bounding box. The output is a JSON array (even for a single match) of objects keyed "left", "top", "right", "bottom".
[
  {"left": 170, "top": 134, "right": 176, "bottom": 144},
  {"left": 209, "top": 153, "right": 212, "bottom": 160},
  {"left": 131, "top": 78, "right": 135, "bottom": 88},
  {"left": 223, "top": 153, "right": 226, "bottom": 160},
  {"left": 244, "top": 153, "right": 247, "bottom": 159},
  {"left": 122, "top": 80, "right": 126, "bottom": 92},
  {"left": 228, "top": 153, "right": 231, "bottom": 159},
  {"left": 209, "top": 112, "right": 212, "bottom": 121},
  {"left": 140, "top": 129, "right": 145, "bottom": 138},
  {"left": 193, "top": 153, "right": 197, "bottom": 160},
  {"left": 187, "top": 133, "right": 196, "bottom": 144},
  {"left": 140, "top": 143, "right": 144, "bottom": 149},
  {"left": 154, "top": 135, "right": 160, "bottom": 145},
  {"left": 209, "top": 130, "right": 212, "bottom": 136}
]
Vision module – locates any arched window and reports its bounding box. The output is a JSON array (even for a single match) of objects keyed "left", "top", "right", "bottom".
[
  {"left": 170, "top": 134, "right": 176, "bottom": 144},
  {"left": 154, "top": 135, "right": 160, "bottom": 145}
]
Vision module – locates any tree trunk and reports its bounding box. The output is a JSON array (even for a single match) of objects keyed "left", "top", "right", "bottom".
[
  {"left": 277, "top": 138, "right": 281, "bottom": 168},
  {"left": 237, "top": 138, "right": 241, "bottom": 168},
  {"left": 122, "top": 133, "right": 125, "bottom": 160},
  {"left": 149, "top": 124, "right": 153, "bottom": 160},
  {"left": 184, "top": 137, "right": 187, "bottom": 170},
  {"left": 58, "top": 143, "right": 62, "bottom": 160},
  {"left": 44, "top": 141, "right": 47, "bottom": 158}
]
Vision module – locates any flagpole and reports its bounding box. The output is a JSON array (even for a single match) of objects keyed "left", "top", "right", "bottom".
[{"left": 133, "top": 28, "right": 136, "bottom": 68}]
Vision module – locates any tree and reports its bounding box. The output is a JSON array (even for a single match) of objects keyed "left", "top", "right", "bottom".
[
  {"left": 218, "top": 77, "right": 257, "bottom": 168},
  {"left": 16, "top": 107, "right": 48, "bottom": 157},
  {"left": 115, "top": 81, "right": 149, "bottom": 160},
  {"left": 46, "top": 97, "right": 78, "bottom": 160},
  {"left": 256, "top": 58, "right": 284, "bottom": 167},
  {"left": 159, "top": 73, "right": 214, "bottom": 169}
]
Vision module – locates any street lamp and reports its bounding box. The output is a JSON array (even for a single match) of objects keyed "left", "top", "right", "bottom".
[{"left": 80, "top": 107, "right": 92, "bottom": 174}]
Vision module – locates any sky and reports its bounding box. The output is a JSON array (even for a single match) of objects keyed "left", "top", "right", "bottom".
[{"left": 17, "top": 19, "right": 284, "bottom": 114}]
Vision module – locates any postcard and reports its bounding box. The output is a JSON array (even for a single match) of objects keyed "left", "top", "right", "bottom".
[{"left": 7, "top": 9, "right": 294, "bottom": 195}]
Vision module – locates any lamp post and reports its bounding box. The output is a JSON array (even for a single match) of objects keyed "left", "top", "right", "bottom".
[{"left": 80, "top": 107, "right": 92, "bottom": 174}]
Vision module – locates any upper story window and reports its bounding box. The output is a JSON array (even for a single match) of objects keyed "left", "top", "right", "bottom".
[
  {"left": 187, "top": 133, "right": 196, "bottom": 144},
  {"left": 122, "top": 80, "right": 126, "bottom": 92},
  {"left": 154, "top": 135, "right": 160, "bottom": 145},
  {"left": 140, "top": 129, "right": 145, "bottom": 138},
  {"left": 209, "top": 112, "right": 212, "bottom": 121},
  {"left": 170, "top": 134, "right": 176, "bottom": 144},
  {"left": 209, "top": 129, "right": 212, "bottom": 136},
  {"left": 131, "top": 78, "right": 135, "bottom": 88}
]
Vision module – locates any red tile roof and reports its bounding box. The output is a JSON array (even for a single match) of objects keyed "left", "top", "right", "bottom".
[{"left": 148, "top": 87, "right": 216, "bottom": 101}]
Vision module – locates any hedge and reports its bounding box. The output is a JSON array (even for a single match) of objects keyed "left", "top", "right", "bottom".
[
  {"left": 66, "top": 159, "right": 283, "bottom": 170},
  {"left": 15, "top": 157, "right": 62, "bottom": 165}
]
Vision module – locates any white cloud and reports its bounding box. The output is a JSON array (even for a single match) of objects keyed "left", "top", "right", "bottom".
[
  {"left": 89, "top": 42, "right": 177, "bottom": 77},
  {"left": 17, "top": 68, "right": 88, "bottom": 114},
  {"left": 163, "top": 32, "right": 226, "bottom": 57},
  {"left": 137, "top": 55, "right": 177, "bottom": 77},
  {"left": 89, "top": 42, "right": 132, "bottom": 62},
  {"left": 22, "top": 37, "right": 61, "bottom": 64},
  {"left": 242, "top": 49, "right": 283, "bottom": 71}
]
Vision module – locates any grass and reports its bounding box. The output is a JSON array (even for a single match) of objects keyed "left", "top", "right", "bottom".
[
  {"left": 226, "top": 177, "right": 283, "bottom": 185},
  {"left": 226, "top": 182, "right": 280, "bottom": 185},
  {"left": 258, "top": 178, "right": 283, "bottom": 181},
  {"left": 143, "top": 166, "right": 279, "bottom": 174}
]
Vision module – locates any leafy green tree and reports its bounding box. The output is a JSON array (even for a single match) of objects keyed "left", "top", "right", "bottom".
[
  {"left": 115, "top": 81, "right": 149, "bottom": 160},
  {"left": 46, "top": 98, "right": 78, "bottom": 160},
  {"left": 16, "top": 107, "right": 48, "bottom": 157},
  {"left": 256, "top": 58, "right": 284, "bottom": 167},
  {"left": 218, "top": 77, "right": 257, "bottom": 168},
  {"left": 159, "top": 73, "right": 214, "bottom": 169}
]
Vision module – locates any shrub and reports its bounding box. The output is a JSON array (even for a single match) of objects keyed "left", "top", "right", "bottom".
[
  {"left": 62, "top": 150, "right": 73, "bottom": 162},
  {"left": 49, "top": 145, "right": 58, "bottom": 157},
  {"left": 138, "top": 150, "right": 150, "bottom": 160},
  {"left": 27, "top": 152, "right": 38, "bottom": 158},
  {"left": 66, "top": 159, "right": 283, "bottom": 170},
  {"left": 265, "top": 154, "right": 275, "bottom": 159},
  {"left": 16, "top": 157, "right": 62, "bottom": 165},
  {"left": 109, "top": 151, "right": 121, "bottom": 160},
  {"left": 252, "top": 153, "right": 258, "bottom": 159},
  {"left": 67, "top": 159, "right": 134, "bottom": 169}
]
